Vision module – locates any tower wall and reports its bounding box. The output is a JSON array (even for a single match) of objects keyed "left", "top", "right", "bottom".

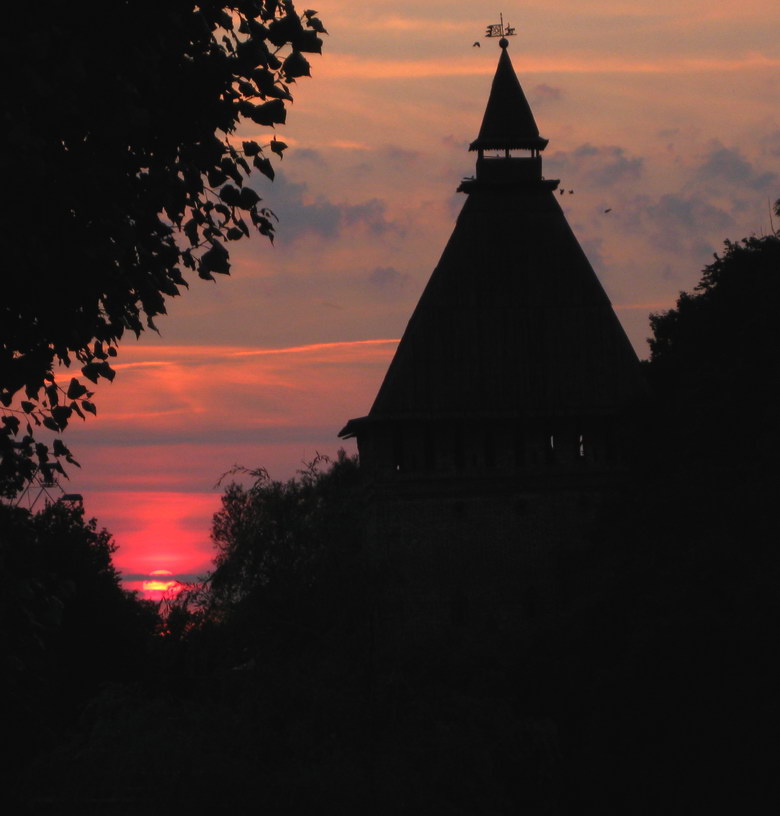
[{"left": 358, "top": 416, "right": 635, "bottom": 638}]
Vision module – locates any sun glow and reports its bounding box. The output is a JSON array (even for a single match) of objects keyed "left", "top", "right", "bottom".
[{"left": 141, "top": 570, "right": 183, "bottom": 601}]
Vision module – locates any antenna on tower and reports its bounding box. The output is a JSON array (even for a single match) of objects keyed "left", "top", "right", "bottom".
[{"left": 485, "top": 12, "right": 516, "bottom": 40}]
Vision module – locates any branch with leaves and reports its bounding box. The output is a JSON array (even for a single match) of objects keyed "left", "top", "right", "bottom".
[{"left": 0, "top": 1, "right": 327, "bottom": 497}]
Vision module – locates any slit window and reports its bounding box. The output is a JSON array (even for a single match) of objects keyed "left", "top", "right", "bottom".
[
  {"left": 453, "top": 425, "right": 465, "bottom": 470},
  {"left": 424, "top": 426, "right": 436, "bottom": 471},
  {"left": 392, "top": 429, "right": 404, "bottom": 472},
  {"left": 484, "top": 429, "right": 495, "bottom": 469},
  {"left": 546, "top": 432, "right": 556, "bottom": 463}
]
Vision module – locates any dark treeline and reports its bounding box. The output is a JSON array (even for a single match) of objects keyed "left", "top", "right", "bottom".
[{"left": 4, "top": 220, "right": 780, "bottom": 813}]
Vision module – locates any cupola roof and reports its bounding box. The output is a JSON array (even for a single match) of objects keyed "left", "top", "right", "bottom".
[{"left": 469, "top": 41, "right": 548, "bottom": 152}]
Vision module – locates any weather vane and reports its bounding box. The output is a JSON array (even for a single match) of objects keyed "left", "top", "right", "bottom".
[{"left": 485, "top": 12, "right": 516, "bottom": 39}]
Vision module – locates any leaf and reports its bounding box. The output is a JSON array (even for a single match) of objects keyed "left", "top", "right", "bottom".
[
  {"left": 52, "top": 438, "right": 70, "bottom": 457},
  {"left": 81, "top": 363, "right": 100, "bottom": 383},
  {"left": 200, "top": 241, "right": 231, "bottom": 275},
  {"left": 282, "top": 51, "right": 311, "bottom": 80},
  {"left": 184, "top": 218, "right": 200, "bottom": 246},
  {"left": 270, "top": 139, "right": 287, "bottom": 158},
  {"left": 81, "top": 362, "right": 114, "bottom": 383},
  {"left": 1, "top": 415, "right": 20, "bottom": 435},
  {"left": 242, "top": 140, "right": 261, "bottom": 157},
  {"left": 214, "top": 203, "right": 232, "bottom": 221},
  {"left": 268, "top": 12, "right": 304, "bottom": 48},
  {"left": 252, "top": 156, "right": 274, "bottom": 181},
  {"left": 251, "top": 67, "right": 276, "bottom": 94},
  {"left": 226, "top": 227, "right": 244, "bottom": 240},
  {"left": 207, "top": 167, "right": 227, "bottom": 187},
  {"left": 219, "top": 184, "right": 242, "bottom": 207},
  {"left": 66, "top": 378, "right": 88, "bottom": 400},
  {"left": 21, "top": 401, "right": 35, "bottom": 413},
  {"left": 263, "top": 84, "right": 293, "bottom": 102},
  {"left": 220, "top": 157, "right": 243, "bottom": 186},
  {"left": 249, "top": 99, "right": 287, "bottom": 127},
  {"left": 296, "top": 30, "right": 323, "bottom": 52},
  {"left": 42, "top": 416, "right": 60, "bottom": 432},
  {"left": 52, "top": 405, "right": 73, "bottom": 429},
  {"left": 240, "top": 186, "right": 262, "bottom": 207},
  {"left": 306, "top": 17, "right": 327, "bottom": 35},
  {"left": 81, "top": 401, "right": 97, "bottom": 415}
]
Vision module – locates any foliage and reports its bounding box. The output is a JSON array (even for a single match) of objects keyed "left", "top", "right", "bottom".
[
  {"left": 205, "top": 451, "right": 366, "bottom": 659},
  {"left": 0, "top": 1, "right": 326, "bottom": 496},
  {"left": 646, "top": 204, "right": 780, "bottom": 473},
  {"left": 0, "top": 500, "right": 158, "bottom": 801}
]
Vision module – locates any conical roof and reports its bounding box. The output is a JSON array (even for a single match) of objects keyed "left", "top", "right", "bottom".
[
  {"left": 340, "top": 43, "right": 644, "bottom": 439},
  {"left": 358, "top": 189, "right": 644, "bottom": 422},
  {"left": 469, "top": 43, "right": 548, "bottom": 152}
]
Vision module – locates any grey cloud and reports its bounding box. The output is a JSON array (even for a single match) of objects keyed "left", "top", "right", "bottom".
[
  {"left": 441, "top": 134, "right": 469, "bottom": 151},
  {"left": 250, "top": 171, "right": 404, "bottom": 243},
  {"left": 292, "top": 147, "right": 325, "bottom": 163},
  {"left": 762, "top": 130, "right": 780, "bottom": 158},
  {"left": 546, "top": 143, "right": 644, "bottom": 188},
  {"left": 531, "top": 83, "right": 563, "bottom": 103},
  {"left": 381, "top": 145, "right": 421, "bottom": 163},
  {"left": 645, "top": 193, "right": 733, "bottom": 253},
  {"left": 342, "top": 199, "right": 402, "bottom": 236},
  {"left": 694, "top": 145, "right": 777, "bottom": 191},
  {"left": 368, "top": 265, "right": 409, "bottom": 293},
  {"left": 579, "top": 236, "right": 605, "bottom": 272},
  {"left": 647, "top": 194, "right": 732, "bottom": 230}
]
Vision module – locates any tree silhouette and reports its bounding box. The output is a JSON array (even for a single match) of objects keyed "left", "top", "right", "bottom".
[
  {"left": 545, "top": 204, "right": 780, "bottom": 811},
  {"left": 0, "top": 1, "right": 326, "bottom": 496},
  {"left": 1, "top": 500, "right": 158, "bottom": 806},
  {"left": 646, "top": 202, "right": 780, "bottom": 477},
  {"left": 206, "top": 451, "right": 366, "bottom": 661}
]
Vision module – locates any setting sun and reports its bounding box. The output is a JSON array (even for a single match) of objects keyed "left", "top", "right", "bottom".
[{"left": 141, "top": 570, "right": 183, "bottom": 601}]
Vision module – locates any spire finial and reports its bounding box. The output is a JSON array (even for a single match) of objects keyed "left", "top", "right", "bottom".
[{"left": 485, "top": 12, "right": 516, "bottom": 45}]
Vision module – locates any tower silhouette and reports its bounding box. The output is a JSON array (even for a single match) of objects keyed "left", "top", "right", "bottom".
[{"left": 340, "top": 40, "right": 646, "bottom": 631}]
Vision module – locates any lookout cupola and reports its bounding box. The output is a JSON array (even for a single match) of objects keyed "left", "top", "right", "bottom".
[{"left": 467, "top": 38, "right": 551, "bottom": 188}]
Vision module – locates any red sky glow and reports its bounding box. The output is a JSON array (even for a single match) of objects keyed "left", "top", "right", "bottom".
[{"left": 43, "top": 1, "right": 778, "bottom": 596}]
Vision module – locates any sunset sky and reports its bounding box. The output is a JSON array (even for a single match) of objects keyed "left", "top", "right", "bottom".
[{"left": 54, "top": 1, "right": 779, "bottom": 593}]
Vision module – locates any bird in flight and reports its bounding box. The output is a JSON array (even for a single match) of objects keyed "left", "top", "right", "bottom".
[
  {"left": 604, "top": 208, "right": 612, "bottom": 214},
  {"left": 473, "top": 41, "right": 481, "bottom": 47}
]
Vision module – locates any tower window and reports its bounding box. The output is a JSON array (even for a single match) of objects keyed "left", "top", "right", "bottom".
[
  {"left": 484, "top": 428, "right": 496, "bottom": 469},
  {"left": 392, "top": 429, "right": 405, "bottom": 472},
  {"left": 424, "top": 426, "right": 436, "bottom": 471},
  {"left": 514, "top": 431, "right": 525, "bottom": 467},
  {"left": 578, "top": 434, "right": 586, "bottom": 458},
  {"left": 546, "top": 432, "right": 556, "bottom": 464},
  {"left": 453, "top": 425, "right": 464, "bottom": 470}
]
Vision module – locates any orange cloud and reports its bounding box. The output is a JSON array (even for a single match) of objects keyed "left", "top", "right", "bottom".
[
  {"left": 63, "top": 340, "right": 399, "bottom": 587},
  {"left": 318, "top": 52, "right": 780, "bottom": 81}
]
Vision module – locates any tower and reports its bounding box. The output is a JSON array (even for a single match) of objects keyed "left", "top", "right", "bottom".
[{"left": 340, "top": 39, "right": 646, "bottom": 631}]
